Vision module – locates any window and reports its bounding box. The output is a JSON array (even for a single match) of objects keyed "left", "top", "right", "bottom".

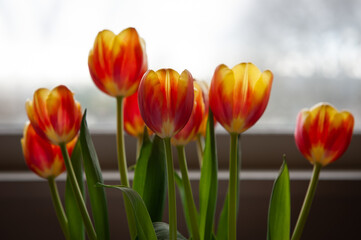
[{"left": 0, "top": 0, "right": 360, "bottom": 133}]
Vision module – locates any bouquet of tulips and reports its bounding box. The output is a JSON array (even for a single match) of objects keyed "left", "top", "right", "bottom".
[{"left": 21, "top": 27, "right": 354, "bottom": 240}]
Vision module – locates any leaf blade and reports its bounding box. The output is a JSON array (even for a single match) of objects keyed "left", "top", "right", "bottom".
[
  {"left": 267, "top": 157, "right": 291, "bottom": 240},
  {"left": 79, "top": 111, "right": 110, "bottom": 240},
  {"left": 199, "top": 109, "right": 218, "bottom": 240}
]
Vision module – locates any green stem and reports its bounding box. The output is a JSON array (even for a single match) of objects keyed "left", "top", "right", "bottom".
[
  {"left": 291, "top": 163, "right": 322, "bottom": 240},
  {"left": 136, "top": 135, "right": 143, "bottom": 160},
  {"left": 116, "top": 96, "right": 137, "bottom": 239},
  {"left": 164, "top": 138, "right": 177, "bottom": 240},
  {"left": 60, "top": 143, "right": 97, "bottom": 240},
  {"left": 196, "top": 134, "right": 204, "bottom": 168},
  {"left": 176, "top": 146, "right": 200, "bottom": 240},
  {"left": 48, "top": 177, "right": 70, "bottom": 240},
  {"left": 228, "top": 133, "right": 239, "bottom": 240}
]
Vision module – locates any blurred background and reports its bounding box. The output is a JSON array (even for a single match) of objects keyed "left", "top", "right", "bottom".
[{"left": 0, "top": 0, "right": 360, "bottom": 133}]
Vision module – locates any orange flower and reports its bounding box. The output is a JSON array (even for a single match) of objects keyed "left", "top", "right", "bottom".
[
  {"left": 196, "top": 81, "right": 211, "bottom": 137},
  {"left": 172, "top": 81, "right": 205, "bottom": 146},
  {"left": 138, "top": 68, "right": 194, "bottom": 138},
  {"left": 124, "top": 91, "right": 146, "bottom": 137},
  {"left": 25, "top": 85, "right": 82, "bottom": 145},
  {"left": 88, "top": 28, "right": 148, "bottom": 97},
  {"left": 21, "top": 123, "right": 77, "bottom": 179},
  {"left": 295, "top": 103, "right": 354, "bottom": 166},
  {"left": 209, "top": 62, "right": 273, "bottom": 134}
]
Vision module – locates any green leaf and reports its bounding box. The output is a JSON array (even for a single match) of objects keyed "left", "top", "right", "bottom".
[
  {"left": 79, "top": 111, "right": 110, "bottom": 240},
  {"left": 152, "top": 222, "right": 187, "bottom": 240},
  {"left": 174, "top": 172, "right": 192, "bottom": 236},
  {"left": 199, "top": 109, "right": 218, "bottom": 240},
  {"left": 65, "top": 139, "right": 85, "bottom": 240},
  {"left": 133, "top": 133, "right": 167, "bottom": 222},
  {"left": 267, "top": 156, "right": 290, "bottom": 240},
  {"left": 99, "top": 184, "right": 158, "bottom": 240}
]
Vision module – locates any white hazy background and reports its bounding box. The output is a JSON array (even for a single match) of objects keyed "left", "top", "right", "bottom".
[{"left": 1, "top": 0, "right": 360, "bottom": 132}]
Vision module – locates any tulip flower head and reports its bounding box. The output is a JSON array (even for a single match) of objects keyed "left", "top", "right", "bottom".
[
  {"left": 138, "top": 69, "right": 194, "bottom": 138},
  {"left": 172, "top": 81, "right": 206, "bottom": 146},
  {"left": 124, "top": 91, "right": 147, "bottom": 137},
  {"left": 25, "top": 85, "right": 82, "bottom": 145},
  {"left": 21, "top": 123, "right": 77, "bottom": 179},
  {"left": 88, "top": 28, "right": 148, "bottom": 97},
  {"left": 295, "top": 103, "right": 354, "bottom": 166},
  {"left": 209, "top": 62, "right": 273, "bottom": 134}
]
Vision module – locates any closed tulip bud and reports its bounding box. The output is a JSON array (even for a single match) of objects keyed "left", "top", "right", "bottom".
[
  {"left": 25, "top": 85, "right": 82, "bottom": 145},
  {"left": 124, "top": 91, "right": 147, "bottom": 137},
  {"left": 295, "top": 103, "right": 354, "bottom": 166},
  {"left": 21, "top": 123, "right": 77, "bottom": 179},
  {"left": 88, "top": 28, "right": 148, "bottom": 97},
  {"left": 209, "top": 62, "right": 273, "bottom": 134},
  {"left": 138, "top": 68, "right": 194, "bottom": 138},
  {"left": 196, "top": 81, "right": 212, "bottom": 137},
  {"left": 172, "top": 81, "right": 205, "bottom": 146}
]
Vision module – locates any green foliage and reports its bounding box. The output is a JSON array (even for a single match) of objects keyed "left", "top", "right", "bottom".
[
  {"left": 199, "top": 109, "right": 218, "bottom": 240},
  {"left": 79, "top": 111, "right": 110, "bottom": 240},
  {"left": 65, "top": 139, "right": 85, "bottom": 240},
  {"left": 267, "top": 157, "right": 291, "bottom": 240},
  {"left": 133, "top": 133, "right": 167, "bottom": 222},
  {"left": 99, "top": 184, "right": 158, "bottom": 240}
]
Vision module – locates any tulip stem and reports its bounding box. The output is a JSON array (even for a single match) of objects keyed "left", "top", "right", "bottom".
[
  {"left": 177, "top": 145, "right": 200, "bottom": 240},
  {"left": 164, "top": 138, "right": 177, "bottom": 240},
  {"left": 228, "top": 133, "right": 239, "bottom": 240},
  {"left": 136, "top": 135, "right": 143, "bottom": 160},
  {"left": 196, "top": 134, "right": 204, "bottom": 168},
  {"left": 48, "top": 177, "right": 70, "bottom": 240},
  {"left": 291, "top": 162, "right": 322, "bottom": 240},
  {"left": 59, "top": 143, "right": 97, "bottom": 240},
  {"left": 116, "top": 96, "right": 137, "bottom": 239}
]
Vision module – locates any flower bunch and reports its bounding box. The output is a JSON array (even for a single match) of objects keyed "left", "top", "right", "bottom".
[{"left": 21, "top": 27, "right": 354, "bottom": 240}]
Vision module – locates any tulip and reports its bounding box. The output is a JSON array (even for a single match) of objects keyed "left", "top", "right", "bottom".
[
  {"left": 138, "top": 68, "right": 194, "bottom": 138},
  {"left": 124, "top": 91, "right": 146, "bottom": 138},
  {"left": 138, "top": 68, "right": 194, "bottom": 240},
  {"left": 292, "top": 103, "right": 354, "bottom": 240},
  {"left": 88, "top": 28, "right": 148, "bottom": 97},
  {"left": 172, "top": 81, "right": 205, "bottom": 146},
  {"left": 88, "top": 28, "right": 148, "bottom": 238},
  {"left": 25, "top": 85, "right": 82, "bottom": 145},
  {"left": 21, "top": 123, "right": 76, "bottom": 179},
  {"left": 294, "top": 102, "right": 354, "bottom": 167},
  {"left": 209, "top": 62, "right": 273, "bottom": 240},
  {"left": 21, "top": 122, "right": 78, "bottom": 239},
  {"left": 209, "top": 62, "right": 273, "bottom": 134}
]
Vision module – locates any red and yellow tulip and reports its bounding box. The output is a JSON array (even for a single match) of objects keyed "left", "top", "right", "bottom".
[
  {"left": 88, "top": 28, "right": 148, "bottom": 97},
  {"left": 25, "top": 85, "right": 82, "bottom": 145},
  {"left": 209, "top": 62, "right": 273, "bottom": 134},
  {"left": 138, "top": 68, "right": 194, "bottom": 138},
  {"left": 294, "top": 103, "right": 354, "bottom": 166},
  {"left": 172, "top": 81, "right": 205, "bottom": 146},
  {"left": 21, "top": 123, "right": 77, "bottom": 179},
  {"left": 196, "top": 81, "right": 212, "bottom": 137},
  {"left": 124, "top": 91, "right": 146, "bottom": 137}
]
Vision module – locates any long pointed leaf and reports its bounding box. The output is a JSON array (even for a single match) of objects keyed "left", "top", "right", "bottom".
[
  {"left": 65, "top": 139, "right": 85, "bottom": 240},
  {"left": 267, "top": 157, "right": 290, "bottom": 240},
  {"left": 133, "top": 134, "right": 167, "bottom": 222},
  {"left": 99, "top": 184, "right": 157, "bottom": 240},
  {"left": 79, "top": 111, "right": 110, "bottom": 240},
  {"left": 199, "top": 109, "right": 218, "bottom": 240}
]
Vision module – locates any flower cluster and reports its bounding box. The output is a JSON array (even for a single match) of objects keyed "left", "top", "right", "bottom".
[{"left": 21, "top": 27, "right": 355, "bottom": 240}]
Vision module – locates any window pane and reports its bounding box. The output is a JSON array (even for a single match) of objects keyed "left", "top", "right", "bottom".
[{"left": 1, "top": 0, "right": 360, "bottom": 132}]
